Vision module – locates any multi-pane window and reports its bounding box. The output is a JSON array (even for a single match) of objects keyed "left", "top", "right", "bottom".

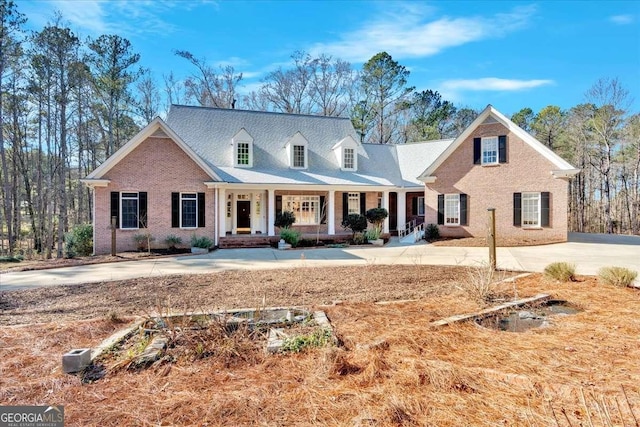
[
  {"left": 444, "top": 194, "right": 460, "bottom": 225},
  {"left": 343, "top": 148, "right": 355, "bottom": 169},
  {"left": 121, "top": 192, "right": 139, "bottom": 229},
  {"left": 282, "top": 195, "right": 320, "bottom": 225},
  {"left": 347, "top": 192, "right": 360, "bottom": 215},
  {"left": 522, "top": 192, "right": 541, "bottom": 227},
  {"left": 417, "top": 196, "right": 425, "bottom": 216},
  {"left": 293, "top": 145, "right": 306, "bottom": 168},
  {"left": 236, "top": 142, "right": 250, "bottom": 166},
  {"left": 181, "top": 193, "right": 197, "bottom": 228},
  {"left": 481, "top": 136, "right": 498, "bottom": 165}
]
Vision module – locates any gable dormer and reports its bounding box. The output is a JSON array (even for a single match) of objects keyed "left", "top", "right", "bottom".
[
  {"left": 285, "top": 132, "right": 308, "bottom": 169},
  {"left": 332, "top": 135, "right": 359, "bottom": 171},
  {"left": 232, "top": 128, "right": 254, "bottom": 168}
]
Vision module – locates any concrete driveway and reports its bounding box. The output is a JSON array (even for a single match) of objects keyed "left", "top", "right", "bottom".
[{"left": 1, "top": 233, "right": 638, "bottom": 291}]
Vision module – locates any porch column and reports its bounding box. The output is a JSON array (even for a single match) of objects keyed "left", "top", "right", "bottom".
[
  {"left": 268, "top": 189, "right": 275, "bottom": 236},
  {"left": 218, "top": 188, "right": 226, "bottom": 237},
  {"left": 396, "top": 191, "right": 407, "bottom": 232},
  {"left": 382, "top": 190, "right": 390, "bottom": 233},
  {"left": 327, "top": 190, "right": 335, "bottom": 235}
]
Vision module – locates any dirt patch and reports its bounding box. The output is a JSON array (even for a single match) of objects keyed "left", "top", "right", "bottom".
[{"left": 1, "top": 269, "right": 639, "bottom": 426}]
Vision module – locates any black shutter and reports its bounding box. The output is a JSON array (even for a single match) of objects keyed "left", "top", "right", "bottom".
[
  {"left": 541, "top": 192, "right": 550, "bottom": 227},
  {"left": 473, "top": 137, "right": 481, "bottom": 164},
  {"left": 110, "top": 192, "right": 120, "bottom": 229},
  {"left": 513, "top": 192, "right": 522, "bottom": 226},
  {"left": 276, "top": 195, "right": 282, "bottom": 212},
  {"left": 360, "top": 193, "right": 366, "bottom": 215},
  {"left": 319, "top": 195, "right": 326, "bottom": 224},
  {"left": 412, "top": 197, "right": 418, "bottom": 216},
  {"left": 498, "top": 135, "right": 508, "bottom": 163},
  {"left": 171, "top": 192, "right": 179, "bottom": 228},
  {"left": 342, "top": 192, "right": 348, "bottom": 219},
  {"left": 437, "top": 194, "right": 444, "bottom": 225},
  {"left": 460, "top": 194, "right": 468, "bottom": 226},
  {"left": 197, "top": 192, "right": 205, "bottom": 227},
  {"left": 138, "top": 192, "right": 148, "bottom": 228}
]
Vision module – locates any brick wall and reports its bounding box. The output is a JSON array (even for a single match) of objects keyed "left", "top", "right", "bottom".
[
  {"left": 424, "top": 123, "right": 570, "bottom": 243},
  {"left": 93, "top": 136, "right": 216, "bottom": 254}
]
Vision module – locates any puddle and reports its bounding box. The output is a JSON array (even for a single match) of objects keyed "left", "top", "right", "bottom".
[{"left": 476, "top": 300, "right": 580, "bottom": 332}]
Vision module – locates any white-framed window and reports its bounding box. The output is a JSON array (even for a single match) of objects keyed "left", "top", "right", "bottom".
[
  {"left": 445, "top": 194, "right": 460, "bottom": 225},
  {"left": 347, "top": 192, "right": 360, "bottom": 215},
  {"left": 293, "top": 145, "right": 306, "bottom": 168},
  {"left": 121, "top": 192, "right": 139, "bottom": 229},
  {"left": 180, "top": 193, "right": 198, "bottom": 228},
  {"left": 343, "top": 148, "right": 355, "bottom": 170},
  {"left": 236, "top": 142, "right": 250, "bottom": 166},
  {"left": 481, "top": 136, "right": 498, "bottom": 165},
  {"left": 522, "top": 192, "right": 541, "bottom": 228},
  {"left": 417, "top": 196, "right": 425, "bottom": 216},
  {"left": 282, "top": 195, "right": 320, "bottom": 225}
]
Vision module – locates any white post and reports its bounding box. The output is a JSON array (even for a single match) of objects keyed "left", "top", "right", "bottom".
[
  {"left": 268, "top": 189, "right": 275, "bottom": 236},
  {"left": 382, "top": 190, "right": 390, "bottom": 233},
  {"left": 328, "top": 190, "right": 335, "bottom": 235},
  {"left": 218, "top": 188, "right": 226, "bottom": 238},
  {"left": 396, "top": 191, "right": 407, "bottom": 233}
]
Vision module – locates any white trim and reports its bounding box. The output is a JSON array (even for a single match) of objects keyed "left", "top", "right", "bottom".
[
  {"left": 444, "top": 194, "right": 460, "bottom": 227},
  {"left": 179, "top": 192, "right": 198, "bottom": 229},
  {"left": 521, "top": 192, "right": 541, "bottom": 228},
  {"left": 232, "top": 128, "right": 254, "bottom": 168},
  {"left": 417, "top": 105, "right": 578, "bottom": 181},
  {"left": 481, "top": 136, "right": 499, "bottom": 166},
  {"left": 285, "top": 132, "right": 309, "bottom": 169},
  {"left": 80, "top": 179, "right": 110, "bottom": 188},
  {"left": 85, "top": 117, "right": 221, "bottom": 181}
]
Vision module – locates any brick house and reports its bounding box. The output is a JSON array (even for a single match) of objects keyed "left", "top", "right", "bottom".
[{"left": 82, "top": 104, "right": 578, "bottom": 254}]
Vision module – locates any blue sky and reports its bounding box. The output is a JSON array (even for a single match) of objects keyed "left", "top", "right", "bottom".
[{"left": 21, "top": 0, "right": 640, "bottom": 116}]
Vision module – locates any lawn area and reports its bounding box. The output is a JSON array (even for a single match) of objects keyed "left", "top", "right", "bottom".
[{"left": 0, "top": 265, "right": 639, "bottom": 426}]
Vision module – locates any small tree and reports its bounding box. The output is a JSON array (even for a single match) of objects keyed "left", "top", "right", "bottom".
[
  {"left": 342, "top": 214, "right": 367, "bottom": 237},
  {"left": 365, "top": 208, "right": 388, "bottom": 231},
  {"left": 275, "top": 211, "right": 296, "bottom": 229}
]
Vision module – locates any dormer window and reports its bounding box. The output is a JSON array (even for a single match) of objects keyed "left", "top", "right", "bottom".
[
  {"left": 343, "top": 148, "right": 355, "bottom": 170},
  {"left": 333, "top": 135, "right": 359, "bottom": 171},
  {"left": 232, "top": 129, "right": 254, "bottom": 168},
  {"left": 293, "top": 145, "right": 306, "bottom": 168},
  {"left": 286, "top": 132, "right": 309, "bottom": 169}
]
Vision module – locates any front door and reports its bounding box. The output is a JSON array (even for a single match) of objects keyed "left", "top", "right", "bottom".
[{"left": 237, "top": 200, "right": 251, "bottom": 233}]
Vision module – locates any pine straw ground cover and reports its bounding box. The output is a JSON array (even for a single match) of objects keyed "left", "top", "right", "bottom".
[{"left": 0, "top": 266, "right": 638, "bottom": 426}]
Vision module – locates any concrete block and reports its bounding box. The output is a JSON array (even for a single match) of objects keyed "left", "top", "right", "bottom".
[{"left": 62, "top": 348, "right": 91, "bottom": 373}]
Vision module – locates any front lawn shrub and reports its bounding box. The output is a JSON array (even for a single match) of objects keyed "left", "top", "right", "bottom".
[
  {"left": 64, "top": 224, "right": 93, "bottom": 258},
  {"left": 352, "top": 232, "right": 367, "bottom": 245},
  {"left": 342, "top": 214, "right": 367, "bottom": 237},
  {"left": 133, "top": 233, "right": 155, "bottom": 252},
  {"left": 458, "top": 262, "right": 499, "bottom": 303},
  {"left": 281, "top": 328, "right": 333, "bottom": 353},
  {"left": 597, "top": 266, "right": 638, "bottom": 287},
  {"left": 280, "top": 228, "right": 301, "bottom": 247},
  {"left": 544, "top": 262, "right": 576, "bottom": 282},
  {"left": 275, "top": 211, "right": 296, "bottom": 229},
  {"left": 364, "top": 227, "right": 381, "bottom": 241},
  {"left": 165, "top": 234, "right": 183, "bottom": 250},
  {"left": 365, "top": 208, "right": 388, "bottom": 229},
  {"left": 425, "top": 223, "right": 440, "bottom": 241},
  {"left": 191, "top": 235, "right": 213, "bottom": 249}
]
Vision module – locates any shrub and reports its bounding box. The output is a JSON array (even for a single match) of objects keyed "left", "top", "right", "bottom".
[
  {"left": 352, "top": 232, "right": 367, "bottom": 245},
  {"left": 544, "top": 262, "right": 576, "bottom": 282},
  {"left": 281, "top": 328, "right": 333, "bottom": 353},
  {"left": 275, "top": 211, "right": 296, "bottom": 229},
  {"left": 365, "top": 208, "right": 388, "bottom": 229},
  {"left": 598, "top": 266, "right": 638, "bottom": 287},
  {"left": 342, "top": 214, "right": 367, "bottom": 236},
  {"left": 458, "top": 262, "right": 500, "bottom": 303},
  {"left": 0, "top": 255, "right": 23, "bottom": 263},
  {"left": 64, "top": 224, "right": 93, "bottom": 258},
  {"left": 280, "top": 228, "right": 301, "bottom": 247},
  {"left": 364, "top": 227, "right": 381, "bottom": 241},
  {"left": 191, "top": 235, "right": 213, "bottom": 249},
  {"left": 165, "top": 234, "right": 183, "bottom": 250},
  {"left": 425, "top": 223, "right": 440, "bottom": 241},
  {"left": 133, "top": 233, "right": 155, "bottom": 251}
]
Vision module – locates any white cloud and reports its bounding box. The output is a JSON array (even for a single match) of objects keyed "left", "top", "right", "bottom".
[
  {"left": 309, "top": 4, "right": 537, "bottom": 63},
  {"left": 609, "top": 14, "right": 634, "bottom": 25},
  {"left": 440, "top": 78, "right": 554, "bottom": 91}
]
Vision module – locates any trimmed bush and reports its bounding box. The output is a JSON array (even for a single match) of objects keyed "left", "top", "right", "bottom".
[
  {"left": 365, "top": 208, "right": 388, "bottom": 229},
  {"left": 341, "top": 214, "right": 367, "bottom": 236},
  {"left": 64, "top": 224, "right": 93, "bottom": 258},
  {"left": 275, "top": 211, "right": 296, "bottom": 229},
  {"left": 165, "top": 234, "right": 183, "bottom": 250},
  {"left": 425, "top": 223, "right": 440, "bottom": 241},
  {"left": 352, "top": 232, "right": 367, "bottom": 245},
  {"left": 598, "top": 266, "right": 638, "bottom": 287},
  {"left": 280, "top": 228, "right": 301, "bottom": 247},
  {"left": 543, "top": 262, "right": 576, "bottom": 282}
]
